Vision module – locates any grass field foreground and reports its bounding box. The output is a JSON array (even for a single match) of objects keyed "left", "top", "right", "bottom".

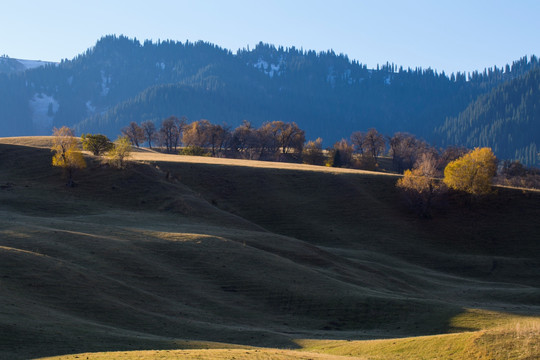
[
  {"left": 0, "top": 137, "right": 538, "bottom": 360},
  {"left": 37, "top": 319, "right": 540, "bottom": 360}
]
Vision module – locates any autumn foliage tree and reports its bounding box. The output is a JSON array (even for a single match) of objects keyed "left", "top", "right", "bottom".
[
  {"left": 52, "top": 126, "right": 86, "bottom": 187},
  {"left": 397, "top": 152, "right": 445, "bottom": 217},
  {"left": 182, "top": 119, "right": 212, "bottom": 148},
  {"left": 443, "top": 147, "right": 497, "bottom": 195},
  {"left": 302, "top": 138, "right": 325, "bottom": 165},
  {"left": 107, "top": 136, "right": 132, "bottom": 168}
]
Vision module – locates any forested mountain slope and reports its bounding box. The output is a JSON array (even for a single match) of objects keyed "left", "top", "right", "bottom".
[
  {"left": 0, "top": 35, "right": 539, "bottom": 163},
  {"left": 438, "top": 67, "right": 540, "bottom": 166}
]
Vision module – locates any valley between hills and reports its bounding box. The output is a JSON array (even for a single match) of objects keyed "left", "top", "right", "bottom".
[{"left": 0, "top": 137, "right": 539, "bottom": 359}]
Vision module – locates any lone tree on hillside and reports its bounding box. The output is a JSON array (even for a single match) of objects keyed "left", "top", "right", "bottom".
[
  {"left": 81, "top": 134, "right": 113, "bottom": 156},
  {"left": 52, "top": 126, "right": 86, "bottom": 187},
  {"left": 397, "top": 152, "right": 445, "bottom": 217},
  {"left": 444, "top": 147, "right": 497, "bottom": 195},
  {"left": 107, "top": 136, "right": 132, "bottom": 168}
]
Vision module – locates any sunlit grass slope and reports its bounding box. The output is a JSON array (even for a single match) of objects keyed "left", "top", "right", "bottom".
[
  {"left": 297, "top": 319, "right": 540, "bottom": 360},
  {"left": 0, "top": 137, "right": 539, "bottom": 360},
  {"left": 38, "top": 348, "right": 366, "bottom": 360},
  {"left": 39, "top": 319, "right": 540, "bottom": 360}
]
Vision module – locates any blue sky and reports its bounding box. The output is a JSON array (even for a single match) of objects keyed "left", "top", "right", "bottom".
[{"left": 1, "top": 0, "right": 539, "bottom": 74}]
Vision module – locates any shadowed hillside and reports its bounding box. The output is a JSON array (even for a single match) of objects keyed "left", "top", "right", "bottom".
[{"left": 0, "top": 137, "right": 539, "bottom": 359}]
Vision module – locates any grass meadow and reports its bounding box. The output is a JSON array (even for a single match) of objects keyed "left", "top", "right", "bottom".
[{"left": 0, "top": 137, "right": 538, "bottom": 359}]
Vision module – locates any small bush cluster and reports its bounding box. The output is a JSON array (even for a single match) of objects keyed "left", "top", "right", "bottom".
[{"left": 180, "top": 146, "right": 210, "bottom": 157}]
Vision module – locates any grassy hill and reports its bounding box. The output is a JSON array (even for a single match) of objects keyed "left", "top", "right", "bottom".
[{"left": 0, "top": 137, "right": 539, "bottom": 359}]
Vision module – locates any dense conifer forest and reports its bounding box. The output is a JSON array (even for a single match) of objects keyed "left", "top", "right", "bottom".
[{"left": 438, "top": 66, "right": 540, "bottom": 166}]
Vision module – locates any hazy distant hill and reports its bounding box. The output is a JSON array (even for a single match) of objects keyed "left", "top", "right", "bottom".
[
  {"left": 0, "top": 56, "right": 55, "bottom": 74},
  {"left": 438, "top": 67, "right": 540, "bottom": 166},
  {"left": 0, "top": 35, "right": 539, "bottom": 163}
]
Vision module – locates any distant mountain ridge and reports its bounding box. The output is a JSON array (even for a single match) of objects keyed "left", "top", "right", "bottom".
[
  {"left": 0, "top": 35, "right": 539, "bottom": 165},
  {"left": 0, "top": 56, "right": 56, "bottom": 74}
]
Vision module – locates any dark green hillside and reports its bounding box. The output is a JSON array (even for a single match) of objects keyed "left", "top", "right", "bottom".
[
  {"left": 438, "top": 67, "right": 540, "bottom": 166},
  {"left": 0, "top": 138, "right": 539, "bottom": 359}
]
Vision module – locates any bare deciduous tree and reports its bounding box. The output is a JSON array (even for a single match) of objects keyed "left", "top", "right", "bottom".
[
  {"left": 160, "top": 116, "right": 185, "bottom": 153},
  {"left": 350, "top": 131, "right": 365, "bottom": 155},
  {"left": 231, "top": 120, "right": 258, "bottom": 159},
  {"left": 121, "top": 122, "right": 145, "bottom": 148},
  {"left": 208, "top": 124, "right": 231, "bottom": 157},
  {"left": 141, "top": 120, "right": 157, "bottom": 149},
  {"left": 389, "top": 132, "right": 431, "bottom": 173},
  {"left": 362, "top": 128, "right": 385, "bottom": 164}
]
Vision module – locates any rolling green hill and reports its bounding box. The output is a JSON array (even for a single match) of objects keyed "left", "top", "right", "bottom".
[{"left": 0, "top": 137, "right": 539, "bottom": 359}]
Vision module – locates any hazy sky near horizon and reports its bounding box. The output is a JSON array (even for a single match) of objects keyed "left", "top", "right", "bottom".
[{"left": 1, "top": 0, "right": 539, "bottom": 74}]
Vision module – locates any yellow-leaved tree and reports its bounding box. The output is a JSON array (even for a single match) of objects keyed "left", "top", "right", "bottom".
[
  {"left": 51, "top": 126, "right": 86, "bottom": 187},
  {"left": 107, "top": 136, "right": 132, "bottom": 168},
  {"left": 443, "top": 147, "right": 497, "bottom": 195},
  {"left": 302, "top": 137, "right": 325, "bottom": 165}
]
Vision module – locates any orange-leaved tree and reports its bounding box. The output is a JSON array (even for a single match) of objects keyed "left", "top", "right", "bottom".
[
  {"left": 397, "top": 152, "right": 445, "bottom": 217},
  {"left": 443, "top": 147, "right": 497, "bottom": 195},
  {"left": 52, "top": 126, "right": 86, "bottom": 187}
]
